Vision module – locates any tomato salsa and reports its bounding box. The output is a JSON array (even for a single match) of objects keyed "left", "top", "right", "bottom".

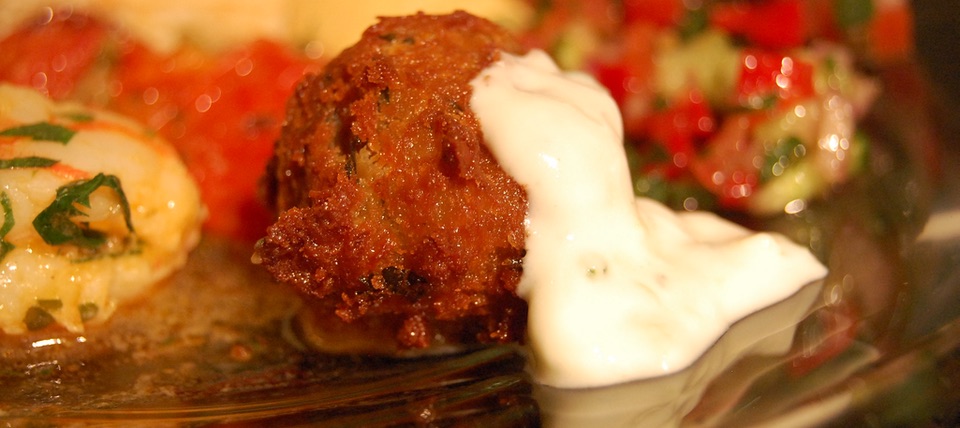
[{"left": 522, "top": 0, "right": 913, "bottom": 214}]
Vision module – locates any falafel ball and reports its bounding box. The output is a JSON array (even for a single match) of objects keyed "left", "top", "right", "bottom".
[{"left": 255, "top": 12, "right": 530, "bottom": 351}]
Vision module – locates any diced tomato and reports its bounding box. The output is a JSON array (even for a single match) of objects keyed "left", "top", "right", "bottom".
[
  {"left": 646, "top": 89, "right": 715, "bottom": 160},
  {"left": 590, "top": 60, "right": 632, "bottom": 106},
  {"left": 689, "top": 113, "right": 765, "bottom": 209},
  {"left": 737, "top": 50, "right": 815, "bottom": 108},
  {"left": 622, "top": 0, "right": 686, "bottom": 27},
  {"left": 589, "top": 22, "right": 658, "bottom": 139},
  {"left": 0, "top": 10, "right": 109, "bottom": 100},
  {"left": 805, "top": 0, "right": 845, "bottom": 42},
  {"left": 709, "top": 0, "right": 807, "bottom": 49},
  {"left": 805, "top": 0, "right": 912, "bottom": 63},
  {"left": 866, "top": 4, "right": 914, "bottom": 64}
]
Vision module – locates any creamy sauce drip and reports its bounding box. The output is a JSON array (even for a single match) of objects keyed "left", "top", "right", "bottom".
[{"left": 470, "top": 50, "right": 827, "bottom": 388}]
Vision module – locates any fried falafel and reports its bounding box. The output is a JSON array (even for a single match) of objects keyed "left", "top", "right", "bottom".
[{"left": 256, "top": 12, "right": 530, "bottom": 351}]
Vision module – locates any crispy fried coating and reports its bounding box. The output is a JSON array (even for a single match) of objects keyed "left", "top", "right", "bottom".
[{"left": 256, "top": 12, "right": 529, "bottom": 351}]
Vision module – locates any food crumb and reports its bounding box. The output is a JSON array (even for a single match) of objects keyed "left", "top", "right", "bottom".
[{"left": 229, "top": 343, "right": 254, "bottom": 362}]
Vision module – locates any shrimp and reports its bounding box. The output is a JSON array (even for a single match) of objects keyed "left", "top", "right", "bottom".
[{"left": 0, "top": 83, "right": 204, "bottom": 334}]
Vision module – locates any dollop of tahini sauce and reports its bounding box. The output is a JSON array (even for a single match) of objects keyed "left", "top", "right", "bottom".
[{"left": 469, "top": 50, "right": 828, "bottom": 389}]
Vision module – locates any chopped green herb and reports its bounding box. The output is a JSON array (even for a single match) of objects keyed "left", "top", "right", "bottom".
[
  {"left": 37, "top": 299, "right": 63, "bottom": 310},
  {"left": 23, "top": 306, "right": 55, "bottom": 331},
  {"left": 678, "top": 7, "right": 709, "bottom": 40},
  {"left": 824, "top": 56, "right": 839, "bottom": 75},
  {"left": 32, "top": 173, "right": 136, "bottom": 250},
  {"left": 534, "top": 0, "right": 552, "bottom": 16},
  {"left": 760, "top": 95, "right": 779, "bottom": 110},
  {"left": 761, "top": 136, "right": 806, "bottom": 182},
  {"left": 65, "top": 112, "right": 94, "bottom": 122},
  {"left": 652, "top": 95, "right": 670, "bottom": 112},
  {"left": 835, "top": 0, "right": 874, "bottom": 29},
  {"left": 79, "top": 302, "right": 99, "bottom": 322},
  {"left": 0, "top": 156, "right": 59, "bottom": 169},
  {"left": 0, "top": 191, "right": 13, "bottom": 261},
  {"left": 0, "top": 122, "right": 76, "bottom": 144}
]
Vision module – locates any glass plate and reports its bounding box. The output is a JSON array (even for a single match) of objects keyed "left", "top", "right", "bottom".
[{"left": 3, "top": 7, "right": 960, "bottom": 428}]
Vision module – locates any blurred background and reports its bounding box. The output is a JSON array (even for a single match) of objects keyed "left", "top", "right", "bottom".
[{"left": 914, "top": 0, "right": 960, "bottom": 148}]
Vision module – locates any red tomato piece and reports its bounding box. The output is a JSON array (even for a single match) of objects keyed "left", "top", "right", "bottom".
[
  {"left": 689, "top": 113, "right": 764, "bottom": 209},
  {"left": 647, "top": 89, "right": 715, "bottom": 160},
  {"left": 737, "top": 50, "right": 815, "bottom": 108},
  {"left": 590, "top": 22, "right": 659, "bottom": 139},
  {"left": 622, "top": 0, "right": 686, "bottom": 27},
  {"left": 0, "top": 10, "right": 108, "bottom": 100},
  {"left": 866, "top": 4, "right": 914, "bottom": 63},
  {"left": 589, "top": 61, "right": 631, "bottom": 106},
  {"left": 710, "top": 0, "right": 807, "bottom": 49},
  {"left": 108, "top": 41, "right": 319, "bottom": 241}
]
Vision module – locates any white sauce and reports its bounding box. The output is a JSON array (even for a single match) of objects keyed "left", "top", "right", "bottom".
[{"left": 469, "top": 50, "right": 827, "bottom": 388}]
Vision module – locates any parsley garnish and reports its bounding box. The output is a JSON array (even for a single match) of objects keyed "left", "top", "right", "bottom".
[
  {"left": 32, "top": 173, "right": 136, "bottom": 250},
  {"left": 0, "top": 191, "right": 14, "bottom": 261},
  {"left": 0, "top": 122, "right": 76, "bottom": 144},
  {"left": 0, "top": 156, "right": 59, "bottom": 169}
]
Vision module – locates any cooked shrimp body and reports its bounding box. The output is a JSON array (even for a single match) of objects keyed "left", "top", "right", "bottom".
[{"left": 0, "top": 83, "right": 204, "bottom": 334}]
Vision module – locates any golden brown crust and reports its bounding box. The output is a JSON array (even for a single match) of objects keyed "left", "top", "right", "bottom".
[{"left": 257, "top": 12, "right": 529, "bottom": 350}]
